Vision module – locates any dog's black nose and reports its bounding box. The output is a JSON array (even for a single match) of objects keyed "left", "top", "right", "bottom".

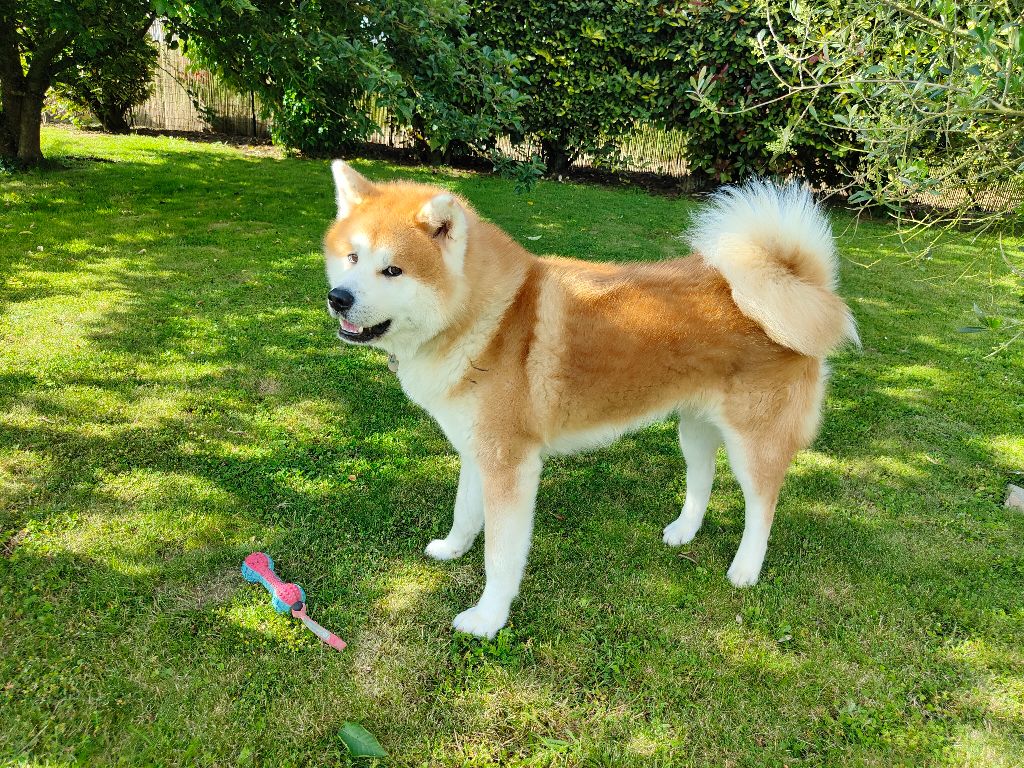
[{"left": 327, "top": 287, "right": 354, "bottom": 313}]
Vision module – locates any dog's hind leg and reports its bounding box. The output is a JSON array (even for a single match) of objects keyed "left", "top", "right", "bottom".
[
  {"left": 721, "top": 361, "right": 824, "bottom": 586},
  {"left": 425, "top": 455, "right": 483, "bottom": 561},
  {"left": 663, "top": 414, "right": 721, "bottom": 547},
  {"left": 720, "top": 393, "right": 812, "bottom": 587},
  {"left": 452, "top": 451, "right": 542, "bottom": 639},
  {"left": 721, "top": 428, "right": 792, "bottom": 587}
]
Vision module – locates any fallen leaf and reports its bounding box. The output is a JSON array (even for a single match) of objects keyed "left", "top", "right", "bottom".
[{"left": 338, "top": 721, "right": 387, "bottom": 758}]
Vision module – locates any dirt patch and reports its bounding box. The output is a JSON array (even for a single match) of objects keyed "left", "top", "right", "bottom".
[
  {"left": 256, "top": 377, "right": 281, "bottom": 397},
  {"left": 159, "top": 568, "right": 241, "bottom": 610},
  {"left": 1, "top": 528, "right": 27, "bottom": 557}
]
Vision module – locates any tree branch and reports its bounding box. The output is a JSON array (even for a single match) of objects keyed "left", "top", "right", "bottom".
[{"left": 25, "top": 31, "right": 74, "bottom": 90}]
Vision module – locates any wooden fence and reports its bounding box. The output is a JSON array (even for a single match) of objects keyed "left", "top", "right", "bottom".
[{"left": 130, "top": 43, "right": 271, "bottom": 137}]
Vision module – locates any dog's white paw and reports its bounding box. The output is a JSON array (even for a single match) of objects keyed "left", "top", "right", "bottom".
[
  {"left": 663, "top": 516, "right": 701, "bottom": 547},
  {"left": 726, "top": 557, "right": 763, "bottom": 588},
  {"left": 424, "top": 538, "right": 467, "bottom": 561},
  {"left": 452, "top": 605, "right": 507, "bottom": 639}
]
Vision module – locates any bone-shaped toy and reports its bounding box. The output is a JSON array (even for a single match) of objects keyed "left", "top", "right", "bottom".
[{"left": 241, "top": 552, "right": 346, "bottom": 652}]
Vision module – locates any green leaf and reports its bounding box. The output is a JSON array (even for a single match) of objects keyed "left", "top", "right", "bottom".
[{"left": 339, "top": 722, "right": 388, "bottom": 759}]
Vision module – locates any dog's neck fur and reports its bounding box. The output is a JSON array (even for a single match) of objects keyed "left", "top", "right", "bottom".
[{"left": 394, "top": 217, "right": 533, "bottom": 393}]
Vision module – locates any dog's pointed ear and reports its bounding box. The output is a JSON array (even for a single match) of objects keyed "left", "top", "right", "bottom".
[
  {"left": 331, "top": 160, "right": 374, "bottom": 220},
  {"left": 417, "top": 193, "right": 468, "bottom": 272}
]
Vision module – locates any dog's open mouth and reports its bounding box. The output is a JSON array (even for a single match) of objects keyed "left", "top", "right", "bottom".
[{"left": 337, "top": 318, "right": 391, "bottom": 343}]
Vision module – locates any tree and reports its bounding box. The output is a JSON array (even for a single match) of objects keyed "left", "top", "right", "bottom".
[
  {"left": 743, "top": 0, "right": 1023, "bottom": 229},
  {"left": 741, "top": 0, "right": 1023, "bottom": 351},
  {"left": 165, "top": 0, "right": 525, "bottom": 158},
  {"left": 54, "top": 25, "right": 157, "bottom": 134},
  {"left": 0, "top": 0, "right": 156, "bottom": 164}
]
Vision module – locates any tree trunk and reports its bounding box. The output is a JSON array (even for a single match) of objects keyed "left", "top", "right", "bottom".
[
  {"left": 97, "top": 104, "right": 131, "bottom": 134},
  {"left": 0, "top": 110, "right": 15, "bottom": 159},
  {"left": 1, "top": 92, "right": 44, "bottom": 165},
  {"left": 0, "top": 82, "right": 21, "bottom": 161},
  {"left": 15, "top": 91, "right": 44, "bottom": 163},
  {"left": 0, "top": 84, "right": 45, "bottom": 165},
  {"left": 1, "top": 25, "right": 73, "bottom": 165},
  {"left": 541, "top": 138, "right": 572, "bottom": 175}
]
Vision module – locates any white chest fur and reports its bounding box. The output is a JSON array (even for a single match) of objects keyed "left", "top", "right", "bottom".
[{"left": 395, "top": 353, "right": 476, "bottom": 454}]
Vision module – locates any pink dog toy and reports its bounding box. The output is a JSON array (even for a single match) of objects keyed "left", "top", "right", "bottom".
[{"left": 241, "top": 552, "right": 346, "bottom": 651}]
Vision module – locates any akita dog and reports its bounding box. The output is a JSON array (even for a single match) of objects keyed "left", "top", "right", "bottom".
[{"left": 324, "top": 162, "right": 857, "bottom": 638}]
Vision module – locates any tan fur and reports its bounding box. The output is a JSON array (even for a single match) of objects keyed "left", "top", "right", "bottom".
[
  {"left": 324, "top": 167, "right": 857, "bottom": 634},
  {"left": 711, "top": 236, "right": 854, "bottom": 357},
  {"left": 687, "top": 179, "right": 859, "bottom": 357}
]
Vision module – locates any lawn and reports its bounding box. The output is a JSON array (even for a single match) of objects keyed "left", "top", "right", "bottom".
[{"left": 1, "top": 127, "right": 1023, "bottom": 767}]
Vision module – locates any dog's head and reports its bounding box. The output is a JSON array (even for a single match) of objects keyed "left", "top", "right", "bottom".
[{"left": 323, "top": 161, "right": 470, "bottom": 351}]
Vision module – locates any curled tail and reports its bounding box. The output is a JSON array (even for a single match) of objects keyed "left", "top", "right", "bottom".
[{"left": 688, "top": 179, "right": 859, "bottom": 357}]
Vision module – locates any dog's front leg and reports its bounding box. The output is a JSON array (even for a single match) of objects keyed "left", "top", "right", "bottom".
[
  {"left": 452, "top": 452, "right": 542, "bottom": 639},
  {"left": 425, "top": 455, "right": 483, "bottom": 560}
]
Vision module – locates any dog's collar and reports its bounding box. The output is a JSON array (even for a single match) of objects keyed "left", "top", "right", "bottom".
[{"left": 387, "top": 353, "right": 399, "bottom": 373}]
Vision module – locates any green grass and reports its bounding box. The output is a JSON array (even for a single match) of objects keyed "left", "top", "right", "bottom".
[{"left": 2, "top": 126, "right": 1023, "bottom": 767}]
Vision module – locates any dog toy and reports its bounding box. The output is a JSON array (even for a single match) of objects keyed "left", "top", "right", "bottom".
[{"left": 241, "top": 552, "right": 346, "bottom": 651}]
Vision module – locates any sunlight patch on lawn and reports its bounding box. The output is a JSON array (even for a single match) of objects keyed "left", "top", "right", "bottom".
[
  {"left": 53, "top": 502, "right": 246, "bottom": 572},
  {"left": 869, "top": 455, "right": 930, "bottom": 481},
  {"left": 981, "top": 434, "right": 1024, "bottom": 467},
  {"left": 35, "top": 470, "right": 254, "bottom": 573},
  {"left": 222, "top": 602, "right": 309, "bottom": 649},
  {"left": 624, "top": 721, "right": 680, "bottom": 758},
  {"left": 1, "top": 290, "right": 130, "bottom": 368},
  {"left": 791, "top": 449, "right": 931, "bottom": 485},
  {"left": 951, "top": 726, "right": 1024, "bottom": 768},
  {"left": 944, "top": 637, "right": 1024, "bottom": 724},
  {"left": 0, "top": 449, "right": 51, "bottom": 542},
  {"left": 107, "top": 229, "right": 161, "bottom": 246},
  {"left": 880, "top": 362, "right": 952, "bottom": 385},
  {"left": 16, "top": 385, "right": 186, "bottom": 438},
  {"left": 97, "top": 468, "right": 236, "bottom": 509},
  {"left": 377, "top": 562, "right": 445, "bottom": 615},
  {"left": 134, "top": 358, "right": 227, "bottom": 385},
  {"left": 714, "top": 624, "right": 803, "bottom": 677},
  {"left": 271, "top": 467, "right": 340, "bottom": 498},
  {"left": 61, "top": 237, "right": 104, "bottom": 255},
  {"left": 271, "top": 398, "right": 350, "bottom": 441}
]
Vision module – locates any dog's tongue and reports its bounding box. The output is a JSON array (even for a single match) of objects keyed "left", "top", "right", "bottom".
[{"left": 341, "top": 319, "right": 363, "bottom": 334}]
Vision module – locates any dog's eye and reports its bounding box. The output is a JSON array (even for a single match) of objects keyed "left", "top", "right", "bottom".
[
  {"left": 382, "top": 265, "right": 402, "bottom": 277},
  {"left": 347, "top": 252, "right": 358, "bottom": 264}
]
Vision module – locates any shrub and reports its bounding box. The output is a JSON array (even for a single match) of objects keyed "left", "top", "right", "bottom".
[
  {"left": 167, "top": 0, "right": 525, "bottom": 158},
  {"left": 658, "top": 0, "right": 857, "bottom": 186},
  {"left": 466, "top": 0, "right": 669, "bottom": 173}
]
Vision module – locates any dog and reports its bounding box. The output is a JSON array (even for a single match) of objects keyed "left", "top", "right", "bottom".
[{"left": 323, "top": 161, "right": 858, "bottom": 638}]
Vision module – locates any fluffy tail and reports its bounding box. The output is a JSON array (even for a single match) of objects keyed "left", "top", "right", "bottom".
[{"left": 687, "top": 179, "right": 859, "bottom": 358}]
